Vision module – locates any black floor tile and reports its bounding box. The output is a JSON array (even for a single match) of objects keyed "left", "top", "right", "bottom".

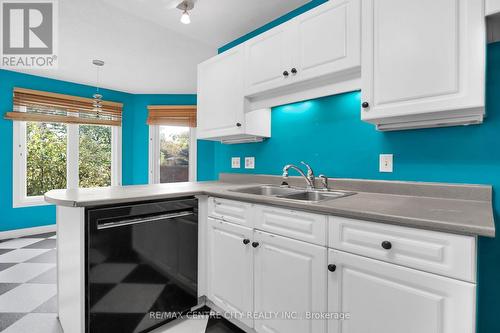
[
  {"left": 0, "top": 313, "right": 26, "bottom": 331},
  {"left": 0, "top": 263, "right": 16, "bottom": 272},
  {"left": 22, "top": 232, "right": 56, "bottom": 238},
  {"left": 0, "top": 249, "right": 14, "bottom": 255},
  {"left": 23, "top": 239, "right": 57, "bottom": 249},
  {"left": 0, "top": 283, "right": 20, "bottom": 296}
]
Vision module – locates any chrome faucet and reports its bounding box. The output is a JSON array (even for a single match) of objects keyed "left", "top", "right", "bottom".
[{"left": 282, "top": 161, "right": 315, "bottom": 189}]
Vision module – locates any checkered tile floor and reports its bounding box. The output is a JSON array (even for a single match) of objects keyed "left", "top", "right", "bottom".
[
  {"left": 0, "top": 232, "right": 58, "bottom": 333},
  {"left": 0, "top": 232, "right": 244, "bottom": 333}
]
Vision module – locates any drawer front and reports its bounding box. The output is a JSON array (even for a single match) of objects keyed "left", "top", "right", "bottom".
[
  {"left": 329, "top": 216, "right": 476, "bottom": 282},
  {"left": 254, "top": 205, "right": 327, "bottom": 246},
  {"left": 208, "top": 197, "right": 253, "bottom": 227}
]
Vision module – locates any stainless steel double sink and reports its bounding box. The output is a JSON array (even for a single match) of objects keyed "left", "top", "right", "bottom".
[{"left": 229, "top": 184, "right": 355, "bottom": 203}]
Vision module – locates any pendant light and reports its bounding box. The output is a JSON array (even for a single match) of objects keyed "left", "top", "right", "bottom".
[{"left": 92, "top": 59, "right": 104, "bottom": 117}]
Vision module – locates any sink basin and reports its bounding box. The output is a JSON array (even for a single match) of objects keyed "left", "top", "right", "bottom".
[
  {"left": 279, "top": 190, "right": 355, "bottom": 202},
  {"left": 229, "top": 185, "right": 355, "bottom": 202},
  {"left": 229, "top": 185, "right": 304, "bottom": 196}
]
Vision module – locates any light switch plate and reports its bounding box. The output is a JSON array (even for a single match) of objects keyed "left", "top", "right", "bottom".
[
  {"left": 379, "top": 154, "right": 393, "bottom": 173},
  {"left": 231, "top": 157, "right": 241, "bottom": 169},
  {"left": 245, "top": 157, "right": 255, "bottom": 169}
]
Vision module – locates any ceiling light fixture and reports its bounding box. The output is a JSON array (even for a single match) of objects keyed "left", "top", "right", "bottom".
[
  {"left": 176, "top": 1, "right": 194, "bottom": 25},
  {"left": 180, "top": 7, "right": 191, "bottom": 24},
  {"left": 92, "top": 59, "right": 104, "bottom": 117}
]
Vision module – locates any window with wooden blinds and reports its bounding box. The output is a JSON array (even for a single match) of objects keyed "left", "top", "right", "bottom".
[
  {"left": 147, "top": 105, "right": 197, "bottom": 127},
  {"left": 4, "top": 87, "right": 123, "bottom": 126}
]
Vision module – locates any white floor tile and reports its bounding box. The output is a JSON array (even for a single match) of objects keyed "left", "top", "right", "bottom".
[
  {"left": 2, "top": 313, "right": 62, "bottom": 333},
  {"left": 0, "top": 283, "right": 57, "bottom": 312},
  {"left": 0, "top": 249, "right": 50, "bottom": 263},
  {"left": 0, "top": 263, "right": 55, "bottom": 283},
  {"left": 150, "top": 316, "right": 209, "bottom": 333},
  {"left": 0, "top": 239, "right": 44, "bottom": 249}
]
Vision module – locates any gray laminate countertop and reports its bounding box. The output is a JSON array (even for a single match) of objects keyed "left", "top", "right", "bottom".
[{"left": 45, "top": 174, "right": 496, "bottom": 237}]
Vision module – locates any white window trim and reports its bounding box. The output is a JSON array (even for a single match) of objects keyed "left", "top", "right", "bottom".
[
  {"left": 148, "top": 125, "right": 197, "bottom": 184},
  {"left": 13, "top": 121, "right": 122, "bottom": 208}
]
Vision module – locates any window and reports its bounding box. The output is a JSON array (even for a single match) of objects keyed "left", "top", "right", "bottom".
[
  {"left": 149, "top": 125, "right": 196, "bottom": 184},
  {"left": 13, "top": 121, "right": 121, "bottom": 207},
  {"left": 147, "top": 105, "right": 197, "bottom": 184},
  {"left": 10, "top": 88, "right": 122, "bottom": 207}
]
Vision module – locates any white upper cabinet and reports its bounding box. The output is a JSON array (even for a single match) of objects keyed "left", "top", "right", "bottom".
[
  {"left": 293, "top": 0, "right": 361, "bottom": 83},
  {"left": 361, "top": 0, "right": 485, "bottom": 131},
  {"left": 245, "top": 24, "right": 294, "bottom": 95},
  {"left": 244, "top": 0, "right": 361, "bottom": 106},
  {"left": 197, "top": 45, "right": 270, "bottom": 142},
  {"left": 328, "top": 249, "right": 475, "bottom": 333}
]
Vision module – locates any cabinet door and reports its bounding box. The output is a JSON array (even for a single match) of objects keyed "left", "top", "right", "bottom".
[
  {"left": 207, "top": 218, "right": 254, "bottom": 327},
  {"left": 245, "top": 24, "right": 294, "bottom": 96},
  {"left": 361, "top": 0, "right": 484, "bottom": 121},
  {"left": 293, "top": 0, "right": 361, "bottom": 82},
  {"left": 197, "top": 46, "right": 245, "bottom": 139},
  {"left": 327, "top": 249, "right": 475, "bottom": 333},
  {"left": 254, "top": 230, "right": 327, "bottom": 333}
]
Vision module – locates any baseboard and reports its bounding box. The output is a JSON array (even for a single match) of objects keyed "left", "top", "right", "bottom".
[{"left": 0, "top": 224, "right": 56, "bottom": 240}]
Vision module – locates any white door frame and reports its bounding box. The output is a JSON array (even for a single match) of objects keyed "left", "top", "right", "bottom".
[{"left": 148, "top": 125, "right": 197, "bottom": 184}]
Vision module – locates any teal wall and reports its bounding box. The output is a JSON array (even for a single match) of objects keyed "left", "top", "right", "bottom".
[{"left": 0, "top": 69, "right": 198, "bottom": 231}]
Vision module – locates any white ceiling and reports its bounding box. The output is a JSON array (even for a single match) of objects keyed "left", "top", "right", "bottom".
[
  {"left": 11, "top": 0, "right": 309, "bottom": 94},
  {"left": 101, "top": 0, "right": 310, "bottom": 49}
]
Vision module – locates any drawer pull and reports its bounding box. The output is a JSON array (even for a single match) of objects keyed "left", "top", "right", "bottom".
[
  {"left": 252, "top": 242, "right": 260, "bottom": 248},
  {"left": 328, "top": 264, "right": 337, "bottom": 272},
  {"left": 243, "top": 238, "right": 250, "bottom": 245},
  {"left": 381, "top": 241, "right": 392, "bottom": 250}
]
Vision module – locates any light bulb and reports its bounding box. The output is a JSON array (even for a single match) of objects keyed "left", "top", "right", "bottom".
[{"left": 180, "top": 10, "right": 190, "bottom": 24}]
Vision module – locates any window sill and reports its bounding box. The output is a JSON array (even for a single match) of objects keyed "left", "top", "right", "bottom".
[{"left": 13, "top": 196, "right": 52, "bottom": 208}]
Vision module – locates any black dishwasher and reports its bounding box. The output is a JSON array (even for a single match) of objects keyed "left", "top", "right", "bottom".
[{"left": 86, "top": 197, "right": 199, "bottom": 333}]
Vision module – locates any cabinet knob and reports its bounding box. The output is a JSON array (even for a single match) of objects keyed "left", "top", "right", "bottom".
[
  {"left": 236, "top": 122, "right": 242, "bottom": 127},
  {"left": 381, "top": 241, "right": 392, "bottom": 250},
  {"left": 243, "top": 239, "right": 250, "bottom": 245},
  {"left": 283, "top": 70, "right": 289, "bottom": 77},
  {"left": 252, "top": 241, "right": 260, "bottom": 248},
  {"left": 362, "top": 102, "right": 370, "bottom": 108},
  {"left": 328, "top": 264, "right": 337, "bottom": 272},
  {"left": 291, "top": 68, "right": 297, "bottom": 75}
]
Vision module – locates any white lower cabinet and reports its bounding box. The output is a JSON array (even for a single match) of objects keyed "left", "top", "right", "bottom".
[
  {"left": 207, "top": 218, "right": 254, "bottom": 327},
  {"left": 253, "top": 230, "right": 327, "bottom": 333},
  {"left": 205, "top": 199, "right": 476, "bottom": 333},
  {"left": 327, "top": 249, "right": 475, "bottom": 333}
]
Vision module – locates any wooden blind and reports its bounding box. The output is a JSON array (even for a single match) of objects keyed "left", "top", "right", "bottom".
[
  {"left": 147, "top": 105, "right": 197, "bottom": 127},
  {"left": 4, "top": 87, "right": 123, "bottom": 126}
]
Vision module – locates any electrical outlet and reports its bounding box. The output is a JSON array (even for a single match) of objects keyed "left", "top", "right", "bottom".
[
  {"left": 231, "top": 157, "right": 241, "bottom": 169},
  {"left": 245, "top": 157, "right": 255, "bottom": 169},
  {"left": 379, "top": 154, "right": 393, "bottom": 173}
]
